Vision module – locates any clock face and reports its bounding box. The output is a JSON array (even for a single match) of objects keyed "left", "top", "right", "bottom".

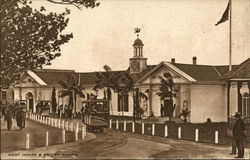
[{"left": 131, "top": 61, "right": 140, "bottom": 72}]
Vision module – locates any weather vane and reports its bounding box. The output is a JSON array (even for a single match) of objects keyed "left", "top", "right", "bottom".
[{"left": 135, "top": 27, "right": 141, "bottom": 38}]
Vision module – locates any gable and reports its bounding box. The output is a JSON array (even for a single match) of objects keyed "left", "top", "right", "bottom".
[
  {"left": 222, "top": 58, "right": 250, "bottom": 79},
  {"left": 140, "top": 63, "right": 193, "bottom": 84},
  {"left": 19, "top": 72, "right": 41, "bottom": 87}
]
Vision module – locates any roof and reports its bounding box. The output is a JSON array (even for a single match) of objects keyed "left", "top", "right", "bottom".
[
  {"left": 128, "top": 65, "right": 157, "bottom": 82},
  {"left": 133, "top": 38, "right": 144, "bottom": 46},
  {"left": 78, "top": 71, "right": 126, "bottom": 85},
  {"left": 33, "top": 69, "right": 75, "bottom": 86},
  {"left": 33, "top": 69, "right": 127, "bottom": 86},
  {"left": 30, "top": 58, "right": 249, "bottom": 86},
  {"left": 172, "top": 63, "right": 239, "bottom": 81},
  {"left": 222, "top": 58, "right": 250, "bottom": 79}
]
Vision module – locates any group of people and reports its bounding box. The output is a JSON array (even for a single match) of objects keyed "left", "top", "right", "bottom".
[
  {"left": 58, "top": 104, "right": 73, "bottom": 118},
  {"left": 4, "top": 105, "right": 26, "bottom": 131}
]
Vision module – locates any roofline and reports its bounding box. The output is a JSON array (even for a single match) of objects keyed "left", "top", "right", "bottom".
[
  {"left": 27, "top": 70, "right": 47, "bottom": 85},
  {"left": 137, "top": 61, "right": 197, "bottom": 83},
  {"left": 221, "top": 58, "right": 250, "bottom": 79},
  {"left": 34, "top": 69, "right": 75, "bottom": 72}
]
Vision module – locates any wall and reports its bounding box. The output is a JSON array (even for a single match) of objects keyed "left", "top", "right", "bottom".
[
  {"left": 190, "top": 84, "right": 227, "bottom": 123},
  {"left": 111, "top": 91, "right": 134, "bottom": 116},
  {"left": 230, "top": 82, "right": 238, "bottom": 116}
]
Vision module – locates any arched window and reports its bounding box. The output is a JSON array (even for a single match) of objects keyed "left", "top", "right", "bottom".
[{"left": 242, "top": 92, "right": 250, "bottom": 116}]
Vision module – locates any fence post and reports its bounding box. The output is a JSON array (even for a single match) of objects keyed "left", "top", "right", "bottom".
[
  {"left": 84, "top": 124, "right": 87, "bottom": 137},
  {"left": 124, "top": 121, "right": 126, "bottom": 131},
  {"left": 45, "top": 131, "right": 49, "bottom": 146},
  {"left": 54, "top": 119, "right": 56, "bottom": 127},
  {"left": 75, "top": 129, "right": 78, "bottom": 141},
  {"left": 165, "top": 125, "right": 168, "bottom": 137},
  {"left": 116, "top": 120, "right": 119, "bottom": 129},
  {"left": 195, "top": 129, "right": 199, "bottom": 142},
  {"left": 142, "top": 123, "right": 144, "bottom": 134},
  {"left": 62, "top": 129, "right": 65, "bottom": 144},
  {"left": 70, "top": 122, "right": 74, "bottom": 132},
  {"left": 215, "top": 131, "right": 218, "bottom": 144},
  {"left": 62, "top": 120, "right": 65, "bottom": 129},
  {"left": 58, "top": 120, "right": 61, "bottom": 129},
  {"left": 76, "top": 122, "right": 79, "bottom": 133},
  {"left": 25, "top": 134, "right": 30, "bottom": 149},
  {"left": 178, "top": 127, "right": 181, "bottom": 139},
  {"left": 132, "top": 122, "right": 135, "bottom": 133},
  {"left": 109, "top": 119, "right": 112, "bottom": 129},
  {"left": 82, "top": 126, "right": 85, "bottom": 139},
  {"left": 152, "top": 124, "right": 155, "bottom": 136},
  {"left": 65, "top": 121, "right": 69, "bottom": 131}
]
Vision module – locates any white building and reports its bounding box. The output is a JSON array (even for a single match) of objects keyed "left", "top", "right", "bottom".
[{"left": 10, "top": 35, "right": 250, "bottom": 123}]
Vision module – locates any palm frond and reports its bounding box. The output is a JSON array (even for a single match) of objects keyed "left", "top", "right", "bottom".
[
  {"left": 93, "top": 82, "right": 106, "bottom": 90},
  {"left": 60, "top": 90, "right": 72, "bottom": 97},
  {"left": 58, "top": 80, "right": 70, "bottom": 89}
]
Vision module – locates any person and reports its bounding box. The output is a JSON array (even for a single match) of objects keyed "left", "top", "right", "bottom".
[
  {"left": 64, "top": 104, "right": 68, "bottom": 118},
  {"left": 233, "top": 112, "right": 246, "bottom": 158},
  {"left": 58, "top": 105, "right": 63, "bottom": 118},
  {"left": 4, "top": 109, "right": 13, "bottom": 130},
  {"left": 16, "top": 110, "right": 26, "bottom": 130}
]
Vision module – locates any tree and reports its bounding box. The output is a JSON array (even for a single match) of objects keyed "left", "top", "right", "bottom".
[
  {"left": 0, "top": 0, "right": 99, "bottom": 89},
  {"left": 58, "top": 73, "right": 85, "bottom": 118},
  {"left": 157, "top": 72, "right": 175, "bottom": 122},
  {"left": 119, "top": 72, "right": 148, "bottom": 121},
  {"left": 51, "top": 86, "right": 57, "bottom": 113},
  {"left": 93, "top": 65, "right": 121, "bottom": 116}
]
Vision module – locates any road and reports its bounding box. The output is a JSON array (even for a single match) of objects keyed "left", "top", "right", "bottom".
[
  {"left": 1, "top": 118, "right": 76, "bottom": 153},
  {"left": 52, "top": 129, "right": 250, "bottom": 159},
  {"left": 1, "top": 118, "right": 249, "bottom": 159}
]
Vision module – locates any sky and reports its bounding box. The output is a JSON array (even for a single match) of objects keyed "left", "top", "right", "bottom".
[{"left": 32, "top": 0, "right": 250, "bottom": 72}]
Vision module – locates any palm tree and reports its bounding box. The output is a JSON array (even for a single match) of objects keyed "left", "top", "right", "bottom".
[
  {"left": 58, "top": 73, "right": 85, "bottom": 118},
  {"left": 120, "top": 72, "right": 148, "bottom": 121},
  {"left": 157, "top": 72, "right": 175, "bottom": 122},
  {"left": 93, "top": 65, "right": 121, "bottom": 115}
]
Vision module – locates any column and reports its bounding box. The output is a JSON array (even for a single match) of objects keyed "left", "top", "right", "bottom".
[
  {"left": 227, "top": 81, "right": 231, "bottom": 122},
  {"left": 237, "top": 82, "right": 243, "bottom": 113}
]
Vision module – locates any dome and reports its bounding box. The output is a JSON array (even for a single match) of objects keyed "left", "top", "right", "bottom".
[{"left": 133, "top": 38, "right": 144, "bottom": 46}]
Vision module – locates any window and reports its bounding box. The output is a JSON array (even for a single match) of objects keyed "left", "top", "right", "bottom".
[
  {"left": 242, "top": 92, "right": 250, "bottom": 116},
  {"left": 118, "top": 93, "right": 129, "bottom": 112}
]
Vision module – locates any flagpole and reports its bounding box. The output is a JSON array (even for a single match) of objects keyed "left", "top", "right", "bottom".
[{"left": 229, "top": 0, "right": 232, "bottom": 71}]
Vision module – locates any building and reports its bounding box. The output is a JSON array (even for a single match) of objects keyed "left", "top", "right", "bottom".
[{"left": 10, "top": 35, "right": 250, "bottom": 123}]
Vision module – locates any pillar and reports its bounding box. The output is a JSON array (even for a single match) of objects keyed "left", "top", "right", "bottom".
[
  {"left": 227, "top": 81, "right": 231, "bottom": 122},
  {"left": 237, "top": 82, "right": 243, "bottom": 113}
]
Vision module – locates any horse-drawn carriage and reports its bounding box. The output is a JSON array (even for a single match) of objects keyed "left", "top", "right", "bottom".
[{"left": 82, "top": 99, "right": 109, "bottom": 132}]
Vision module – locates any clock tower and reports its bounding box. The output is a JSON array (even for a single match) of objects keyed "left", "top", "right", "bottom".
[{"left": 130, "top": 28, "right": 147, "bottom": 73}]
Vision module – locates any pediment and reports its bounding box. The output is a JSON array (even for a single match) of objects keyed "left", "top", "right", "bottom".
[
  {"left": 140, "top": 62, "right": 195, "bottom": 84},
  {"left": 19, "top": 74, "right": 40, "bottom": 87}
]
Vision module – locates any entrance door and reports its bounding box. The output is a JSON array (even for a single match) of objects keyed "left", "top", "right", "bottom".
[{"left": 26, "top": 92, "right": 34, "bottom": 112}]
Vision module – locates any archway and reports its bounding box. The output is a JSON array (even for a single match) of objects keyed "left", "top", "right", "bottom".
[{"left": 26, "top": 92, "right": 34, "bottom": 112}]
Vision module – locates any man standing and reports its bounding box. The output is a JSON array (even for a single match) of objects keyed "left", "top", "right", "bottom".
[
  {"left": 233, "top": 112, "right": 246, "bottom": 158},
  {"left": 16, "top": 110, "right": 26, "bottom": 130},
  {"left": 4, "top": 109, "right": 13, "bottom": 130}
]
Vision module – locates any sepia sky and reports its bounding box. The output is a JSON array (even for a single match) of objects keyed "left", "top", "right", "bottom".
[{"left": 32, "top": 0, "right": 250, "bottom": 72}]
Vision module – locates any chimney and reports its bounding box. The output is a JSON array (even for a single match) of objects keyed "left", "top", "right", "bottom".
[
  {"left": 192, "top": 56, "right": 197, "bottom": 65},
  {"left": 171, "top": 58, "right": 175, "bottom": 64}
]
